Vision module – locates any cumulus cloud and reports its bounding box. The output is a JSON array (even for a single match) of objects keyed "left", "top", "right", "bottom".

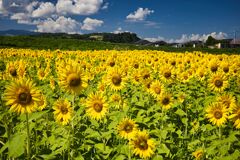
[
  {"left": 101, "top": 2, "right": 109, "bottom": 10},
  {"left": 171, "top": 32, "right": 228, "bottom": 43},
  {"left": 81, "top": 17, "right": 103, "bottom": 30},
  {"left": 0, "top": 0, "right": 7, "bottom": 15},
  {"left": 144, "top": 36, "right": 165, "bottom": 42},
  {"left": 10, "top": 12, "right": 32, "bottom": 24},
  {"left": 113, "top": 27, "right": 129, "bottom": 34},
  {"left": 56, "top": 0, "right": 103, "bottom": 15},
  {"left": 126, "top": 8, "right": 154, "bottom": 21},
  {"left": 145, "top": 32, "right": 228, "bottom": 43},
  {"left": 36, "top": 16, "right": 81, "bottom": 33},
  {"left": 32, "top": 2, "right": 55, "bottom": 18}
]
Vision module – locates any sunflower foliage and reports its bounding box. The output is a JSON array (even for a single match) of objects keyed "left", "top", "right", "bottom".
[{"left": 0, "top": 48, "right": 240, "bottom": 160}]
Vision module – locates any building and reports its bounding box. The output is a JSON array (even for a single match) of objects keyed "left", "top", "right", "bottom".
[{"left": 230, "top": 39, "right": 240, "bottom": 48}]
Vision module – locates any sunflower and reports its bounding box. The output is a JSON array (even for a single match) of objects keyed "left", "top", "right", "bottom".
[
  {"left": 209, "top": 58, "right": 219, "bottom": 73},
  {"left": 6, "top": 61, "right": 18, "bottom": 79},
  {"left": 110, "top": 93, "right": 125, "bottom": 109},
  {"left": 228, "top": 104, "right": 240, "bottom": 129},
  {"left": 37, "top": 68, "right": 48, "bottom": 81},
  {"left": 117, "top": 118, "right": 138, "bottom": 140},
  {"left": 209, "top": 73, "right": 228, "bottom": 92},
  {"left": 38, "top": 95, "right": 47, "bottom": 111},
  {"left": 3, "top": 79, "right": 41, "bottom": 114},
  {"left": 53, "top": 99, "right": 73, "bottom": 125},
  {"left": 149, "top": 80, "right": 164, "bottom": 99},
  {"left": 205, "top": 103, "right": 228, "bottom": 127},
  {"left": 129, "top": 130, "right": 155, "bottom": 159},
  {"left": 216, "top": 94, "right": 236, "bottom": 111},
  {"left": 160, "top": 65, "right": 175, "bottom": 83},
  {"left": 106, "top": 68, "right": 127, "bottom": 91},
  {"left": 58, "top": 62, "right": 88, "bottom": 95},
  {"left": 85, "top": 92, "right": 108, "bottom": 121},
  {"left": 159, "top": 93, "right": 174, "bottom": 110},
  {"left": 192, "top": 148, "right": 204, "bottom": 160},
  {"left": 140, "top": 68, "right": 152, "bottom": 81},
  {"left": 130, "top": 70, "right": 141, "bottom": 85}
]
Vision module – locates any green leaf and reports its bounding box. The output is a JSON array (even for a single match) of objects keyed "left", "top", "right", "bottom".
[
  {"left": 158, "top": 144, "right": 170, "bottom": 155},
  {"left": 175, "top": 109, "right": 187, "bottom": 117},
  {"left": 9, "top": 133, "right": 26, "bottom": 158},
  {"left": 114, "top": 154, "right": 126, "bottom": 160},
  {"left": 0, "top": 141, "right": 9, "bottom": 154},
  {"left": 39, "top": 154, "right": 56, "bottom": 160},
  {"left": 74, "top": 154, "right": 85, "bottom": 160},
  {"left": 160, "top": 130, "right": 168, "bottom": 140},
  {"left": 28, "top": 111, "right": 48, "bottom": 121}
]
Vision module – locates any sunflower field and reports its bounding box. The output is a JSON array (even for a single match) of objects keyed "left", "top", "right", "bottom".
[{"left": 0, "top": 48, "right": 240, "bottom": 160}]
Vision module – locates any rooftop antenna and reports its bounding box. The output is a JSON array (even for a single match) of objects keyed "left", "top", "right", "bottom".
[{"left": 234, "top": 30, "right": 236, "bottom": 44}]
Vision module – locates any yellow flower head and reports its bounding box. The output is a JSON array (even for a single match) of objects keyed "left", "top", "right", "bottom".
[
  {"left": 3, "top": 79, "right": 41, "bottom": 114},
  {"left": 117, "top": 118, "right": 138, "bottom": 140},
  {"left": 58, "top": 62, "right": 88, "bottom": 95},
  {"left": 209, "top": 73, "right": 228, "bottom": 92},
  {"left": 53, "top": 99, "right": 73, "bottom": 125},
  {"left": 85, "top": 92, "right": 108, "bottom": 121},
  {"left": 130, "top": 130, "right": 155, "bottom": 159},
  {"left": 228, "top": 104, "right": 240, "bottom": 129},
  {"left": 205, "top": 103, "right": 229, "bottom": 127},
  {"left": 192, "top": 148, "right": 204, "bottom": 160}
]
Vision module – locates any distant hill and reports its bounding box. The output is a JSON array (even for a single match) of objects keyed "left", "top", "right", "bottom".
[
  {"left": 0, "top": 29, "right": 38, "bottom": 36},
  {"left": 0, "top": 30, "right": 140, "bottom": 44}
]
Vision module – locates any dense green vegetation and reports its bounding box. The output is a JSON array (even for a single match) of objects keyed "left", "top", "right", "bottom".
[{"left": 0, "top": 36, "right": 239, "bottom": 54}]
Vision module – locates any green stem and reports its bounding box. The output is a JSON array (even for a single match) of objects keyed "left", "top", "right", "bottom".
[
  {"left": 128, "top": 144, "right": 131, "bottom": 160},
  {"left": 26, "top": 113, "right": 31, "bottom": 160},
  {"left": 218, "top": 127, "right": 221, "bottom": 140},
  {"left": 69, "top": 95, "right": 75, "bottom": 160}
]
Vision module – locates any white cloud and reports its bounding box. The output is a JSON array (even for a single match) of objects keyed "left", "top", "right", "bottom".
[
  {"left": 32, "top": 2, "right": 55, "bottom": 18},
  {"left": 126, "top": 8, "right": 154, "bottom": 21},
  {"left": 0, "top": 0, "right": 7, "bottom": 15},
  {"left": 172, "top": 32, "right": 228, "bottom": 43},
  {"left": 144, "top": 36, "right": 165, "bottom": 42},
  {"left": 10, "top": 12, "right": 32, "bottom": 24},
  {"left": 56, "top": 0, "right": 103, "bottom": 15},
  {"left": 25, "top": 1, "right": 38, "bottom": 13},
  {"left": 36, "top": 16, "right": 81, "bottom": 33},
  {"left": 145, "top": 32, "right": 228, "bottom": 43},
  {"left": 113, "top": 27, "right": 130, "bottom": 34},
  {"left": 10, "top": 2, "right": 20, "bottom": 7},
  {"left": 101, "top": 2, "right": 109, "bottom": 10},
  {"left": 81, "top": 17, "right": 103, "bottom": 30}
]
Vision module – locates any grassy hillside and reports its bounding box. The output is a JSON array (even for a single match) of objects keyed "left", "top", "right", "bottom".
[{"left": 0, "top": 36, "right": 240, "bottom": 54}]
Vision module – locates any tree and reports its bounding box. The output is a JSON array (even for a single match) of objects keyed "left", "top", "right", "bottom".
[{"left": 206, "top": 36, "right": 217, "bottom": 46}]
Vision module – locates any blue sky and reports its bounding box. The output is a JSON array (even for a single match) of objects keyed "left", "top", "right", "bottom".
[{"left": 0, "top": 0, "right": 240, "bottom": 42}]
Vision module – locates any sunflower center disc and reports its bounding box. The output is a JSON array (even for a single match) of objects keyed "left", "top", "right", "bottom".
[
  {"left": 10, "top": 69, "right": 17, "bottom": 77},
  {"left": 134, "top": 63, "right": 139, "bottom": 69},
  {"left": 171, "top": 61, "right": 176, "bottom": 66},
  {"left": 124, "top": 124, "right": 133, "bottom": 133},
  {"left": 211, "top": 66, "right": 218, "bottom": 72},
  {"left": 112, "top": 75, "right": 122, "bottom": 85},
  {"left": 223, "top": 67, "right": 229, "bottom": 73},
  {"left": 214, "top": 80, "right": 223, "bottom": 87},
  {"left": 60, "top": 106, "right": 68, "bottom": 114},
  {"left": 162, "top": 98, "right": 170, "bottom": 105},
  {"left": 143, "top": 73, "right": 150, "bottom": 79},
  {"left": 214, "top": 111, "right": 223, "bottom": 119},
  {"left": 164, "top": 72, "right": 171, "bottom": 78},
  {"left": 110, "top": 61, "right": 115, "bottom": 67},
  {"left": 154, "top": 87, "right": 161, "bottom": 94},
  {"left": 138, "top": 139, "right": 148, "bottom": 150},
  {"left": 18, "top": 92, "right": 32, "bottom": 105},
  {"left": 70, "top": 77, "right": 81, "bottom": 87},
  {"left": 94, "top": 103, "right": 103, "bottom": 112}
]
